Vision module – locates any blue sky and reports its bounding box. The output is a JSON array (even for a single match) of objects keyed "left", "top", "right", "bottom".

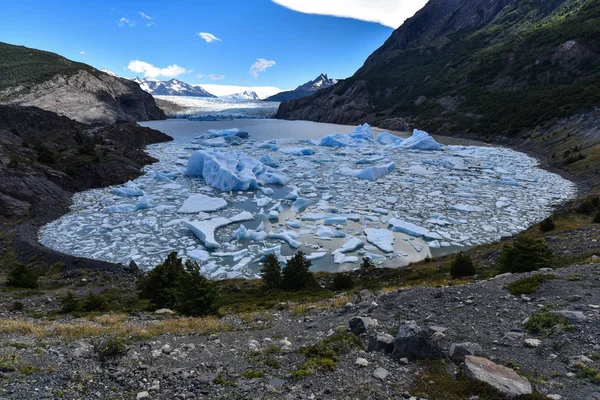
[{"left": 0, "top": 0, "right": 426, "bottom": 89}]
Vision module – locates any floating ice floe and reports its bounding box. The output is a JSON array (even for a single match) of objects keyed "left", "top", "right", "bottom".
[
  {"left": 364, "top": 228, "right": 395, "bottom": 253},
  {"left": 377, "top": 132, "right": 404, "bottom": 145},
  {"left": 396, "top": 129, "right": 443, "bottom": 151},
  {"left": 184, "top": 211, "right": 253, "bottom": 249},
  {"left": 178, "top": 194, "right": 227, "bottom": 213},
  {"left": 319, "top": 123, "right": 375, "bottom": 147}
]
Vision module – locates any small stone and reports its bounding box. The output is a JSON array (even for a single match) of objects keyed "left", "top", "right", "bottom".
[
  {"left": 373, "top": 367, "right": 389, "bottom": 381},
  {"left": 546, "top": 395, "right": 562, "bottom": 400},
  {"left": 399, "top": 358, "right": 409, "bottom": 365},
  {"left": 431, "top": 332, "right": 446, "bottom": 341},
  {"left": 137, "top": 392, "right": 150, "bottom": 400},
  {"left": 524, "top": 339, "right": 541, "bottom": 348},
  {"left": 550, "top": 310, "right": 586, "bottom": 323},
  {"left": 349, "top": 316, "right": 378, "bottom": 335},
  {"left": 161, "top": 344, "right": 172, "bottom": 354},
  {"left": 449, "top": 342, "right": 483, "bottom": 364},
  {"left": 355, "top": 358, "right": 369, "bottom": 367},
  {"left": 155, "top": 308, "right": 175, "bottom": 315}
]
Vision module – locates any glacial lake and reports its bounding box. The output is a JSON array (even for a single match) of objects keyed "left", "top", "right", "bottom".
[{"left": 38, "top": 119, "right": 577, "bottom": 278}]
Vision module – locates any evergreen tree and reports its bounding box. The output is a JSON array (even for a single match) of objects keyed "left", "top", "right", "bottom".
[
  {"left": 260, "top": 253, "right": 282, "bottom": 290},
  {"left": 281, "top": 251, "right": 315, "bottom": 291}
]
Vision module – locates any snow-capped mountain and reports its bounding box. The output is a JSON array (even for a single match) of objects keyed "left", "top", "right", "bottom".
[
  {"left": 196, "top": 84, "right": 283, "bottom": 100},
  {"left": 221, "top": 90, "right": 261, "bottom": 100},
  {"left": 264, "top": 73, "right": 338, "bottom": 102},
  {"left": 132, "top": 77, "right": 216, "bottom": 98},
  {"left": 101, "top": 68, "right": 118, "bottom": 77},
  {"left": 296, "top": 73, "right": 338, "bottom": 92}
]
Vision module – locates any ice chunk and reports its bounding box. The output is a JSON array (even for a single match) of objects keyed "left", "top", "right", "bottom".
[
  {"left": 319, "top": 124, "right": 375, "bottom": 147},
  {"left": 428, "top": 240, "right": 441, "bottom": 248},
  {"left": 306, "top": 251, "right": 327, "bottom": 261},
  {"left": 105, "top": 204, "right": 137, "bottom": 213},
  {"left": 449, "top": 204, "right": 485, "bottom": 212},
  {"left": 364, "top": 228, "right": 395, "bottom": 253},
  {"left": 316, "top": 226, "right": 346, "bottom": 238},
  {"left": 388, "top": 218, "right": 430, "bottom": 237},
  {"left": 188, "top": 249, "right": 210, "bottom": 262},
  {"left": 268, "top": 230, "right": 301, "bottom": 249},
  {"left": 291, "top": 198, "right": 312, "bottom": 213},
  {"left": 213, "top": 249, "right": 249, "bottom": 262},
  {"left": 112, "top": 187, "right": 145, "bottom": 197},
  {"left": 207, "top": 128, "right": 240, "bottom": 137},
  {"left": 259, "top": 154, "right": 280, "bottom": 168},
  {"left": 357, "top": 162, "right": 396, "bottom": 181},
  {"left": 279, "top": 147, "right": 314, "bottom": 156},
  {"left": 185, "top": 150, "right": 290, "bottom": 191},
  {"left": 178, "top": 194, "right": 227, "bottom": 213},
  {"left": 332, "top": 249, "right": 359, "bottom": 264},
  {"left": 340, "top": 236, "right": 364, "bottom": 253},
  {"left": 286, "top": 220, "right": 302, "bottom": 229},
  {"left": 397, "top": 129, "right": 443, "bottom": 151},
  {"left": 184, "top": 211, "right": 253, "bottom": 249},
  {"left": 377, "top": 132, "right": 404, "bottom": 145}
]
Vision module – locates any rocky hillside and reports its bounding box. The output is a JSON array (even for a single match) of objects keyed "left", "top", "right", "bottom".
[
  {"left": 0, "top": 105, "right": 172, "bottom": 267},
  {"left": 277, "top": 0, "right": 600, "bottom": 137},
  {"left": 265, "top": 74, "right": 338, "bottom": 102},
  {"left": 0, "top": 42, "right": 166, "bottom": 124}
]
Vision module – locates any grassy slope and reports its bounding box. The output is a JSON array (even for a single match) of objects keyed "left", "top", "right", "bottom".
[
  {"left": 0, "top": 42, "right": 99, "bottom": 93},
  {"left": 347, "top": 0, "right": 600, "bottom": 137}
]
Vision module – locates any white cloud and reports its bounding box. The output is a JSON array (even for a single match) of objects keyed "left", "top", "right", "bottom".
[
  {"left": 118, "top": 17, "right": 135, "bottom": 28},
  {"left": 127, "top": 60, "right": 189, "bottom": 79},
  {"left": 249, "top": 58, "right": 276, "bottom": 79},
  {"left": 139, "top": 11, "right": 155, "bottom": 26},
  {"left": 196, "top": 74, "right": 205, "bottom": 79},
  {"left": 271, "top": 0, "right": 428, "bottom": 29},
  {"left": 209, "top": 74, "right": 225, "bottom": 81},
  {"left": 80, "top": 51, "right": 86, "bottom": 55},
  {"left": 198, "top": 32, "right": 221, "bottom": 43}
]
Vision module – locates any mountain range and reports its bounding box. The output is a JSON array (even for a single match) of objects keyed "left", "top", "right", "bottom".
[
  {"left": 264, "top": 73, "right": 338, "bottom": 102},
  {"left": 132, "top": 77, "right": 216, "bottom": 98},
  {"left": 277, "top": 0, "right": 600, "bottom": 139},
  {"left": 0, "top": 42, "right": 165, "bottom": 124}
]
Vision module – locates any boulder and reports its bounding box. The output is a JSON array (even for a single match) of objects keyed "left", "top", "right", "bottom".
[
  {"left": 349, "top": 316, "right": 378, "bottom": 335},
  {"left": 373, "top": 367, "right": 389, "bottom": 381},
  {"left": 367, "top": 333, "right": 395, "bottom": 353},
  {"left": 550, "top": 310, "right": 586, "bottom": 323},
  {"left": 463, "top": 356, "right": 532, "bottom": 397},
  {"left": 391, "top": 320, "right": 444, "bottom": 360},
  {"left": 449, "top": 342, "right": 483, "bottom": 364},
  {"left": 353, "top": 289, "right": 375, "bottom": 304},
  {"left": 155, "top": 308, "right": 175, "bottom": 315}
]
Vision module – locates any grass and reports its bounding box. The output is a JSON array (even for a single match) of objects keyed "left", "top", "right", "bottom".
[
  {"left": 506, "top": 274, "right": 556, "bottom": 295},
  {"left": 241, "top": 369, "right": 264, "bottom": 379},
  {"left": 523, "top": 311, "right": 573, "bottom": 336},
  {"left": 291, "top": 332, "right": 363, "bottom": 378}
]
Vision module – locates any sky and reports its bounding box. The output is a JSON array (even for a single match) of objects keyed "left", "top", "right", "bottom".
[{"left": 0, "top": 0, "right": 427, "bottom": 90}]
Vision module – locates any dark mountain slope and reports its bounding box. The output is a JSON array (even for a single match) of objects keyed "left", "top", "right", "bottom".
[
  {"left": 277, "top": 0, "right": 600, "bottom": 137},
  {"left": 265, "top": 74, "right": 338, "bottom": 102},
  {"left": 0, "top": 42, "right": 166, "bottom": 124}
]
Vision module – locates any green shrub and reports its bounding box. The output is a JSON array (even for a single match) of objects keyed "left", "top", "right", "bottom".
[
  {"left": 539, "top": 217, "right": 556, "bottom": 232},
  {"left": 82, "top": 292, "right": 107, "bottom": 312},
  {"left": 506, "top": 274, "right": 556, "bottom": 295},
  {"left": 360, "top": 257, "right": 376, "bottom": 271},
  {"left": 281, "top": 251, "right": 316, "bottom": 291},
  {"left": 450, "top": 252, "right": 476, "bottom": 278},
  {"left": 138, "top": 252, "right": 219, "bottom": 316},
  {"left": 499, "top": 236, "right": 553, "bottom": 273},
  {"left": 6, "top": 264, "right": 39, "bottom": 289},
  {"left": 524, "top": 311, "right": 570, "bottom": 336},
  {"left": 11, "top": 301, "right": 24, "bottom": 311},
  {"left": 241, "top": 369, "right": 264, "bottom": 379},
  {"left": 37, "top": 151, "right": 55, "bottom": 165},
  {"left": 260, "top": 253, "right": 281, "bottom": 291},
  {"left": 332, "top": 273, "right": 354, "bottom": 290},
  {"left": 95, "top": 337, "right": 128, "bottom": 361},
  {"left": 173, "top": 259, "right": 219, "bottom": 317},
  {"left": 60, "top": 292, "right": 81, "bottom": 313},
  {"left": 593, "top": 211, "right": 600, "bottom": 224},
  {"left": 576, "top": 197, "right": 599, "bottom": 214}
]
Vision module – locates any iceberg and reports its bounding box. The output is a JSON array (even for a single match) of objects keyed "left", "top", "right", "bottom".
[
  {"left": 112, "top": 187, "right": 145, "bottom": 197},
  {"left": 340, "top": 236, "right": 364, "bottom": 253},
  {"left": 449, "top": 204, "right": 486, "bottom": 212},
  {"left": 332, "top": 249, "right": 359, "bottom": 264},
  {"left": 279, "top": 147, "right": 314, "bottom": 156},
  {"left": 268, "top": 230, "right": 301, "bottom": 248},
  {"left": 259, "top": 154, "right": 280, "bottom": 168},
  {"left": 291, "top": 198, "right": 312, "bottom": 213},
  {"left": 319, "top": 123, "right": 376, "bottom": 147},
  {"left": 185, "top": 150, "right": 290, "bottom": 192},
  {"left": 377, "top": 132, "right": 404, "bottom": 145},
  {"left": 178, "top": 194, "right": 227, "bottom": 213},
  {"left": 336, "top": 162, "right": 396, "bottom": 181},
  {"left": 364, "top": 228, "right": 395, "bottom": 253},
  {"left": 388, "top": 218, "right": 430, "bottom": 237},
  {"left": 184, "top": 211, "right": 253, "bottom": 249},
  {"left": 397, "top": 129, "right": 443, "bottom": 151}
]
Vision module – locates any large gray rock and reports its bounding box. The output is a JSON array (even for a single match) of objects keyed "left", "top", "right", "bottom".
[
  {"left": 550, "top": 310, "right": 587, "bottom": 323},
  {"left": 449, "top": 342, "right": 483, "bottom": 364},
  {"left": 349, "top": 316, "right": 378, "bottom": 335},
  {"left": 367, "top": 333, "right": 395, "bottom": 353},
  {"left": 391, "top": 320, "right": 444, "bottom": 360},
  {"left": 463, "top": 356, "right": 532, "bottom": 397},
  {"left": 372, "top": 367, "right": 389, "bottom": 381},
  {"left": 353, "top": 289, "right": 375, "bottom": 304}
]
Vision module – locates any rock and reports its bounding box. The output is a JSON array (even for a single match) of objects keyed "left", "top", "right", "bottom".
[
  {"left": 428, "top": 326, "right": 448, "bottom": 335},
  {"left": 501, "top": 332, "right": 524, "bottom": 344},
  {"left": 355, "top": 358, "right": 369, "bottom": 367},
  {"left": 72, "top": 343, "right": 93, "bottom": 358},
  {"left": 367, "top": 333, "right": 395, "bottom": 353},
  {"left": 373, "top": 367, "right": 389, "bottom": 381},
  {"left": 463, "top": 356, "right": 532, "bottom": 397},
  {"left": 349, "top": 316, "right": 378, "bottom": 335},
  {"left": 280, "top": 338, "right": 292, "bottom": 348},
  {"left": 449, "top": 342, "right": 483, "bottom": 364},
  {"left": 354, "top": 289, "right": 375, "bottom": 304},
  {"left": 161, "top": 344, "right": 172, "bottom": 355},
  {"left": 392, "top": 320, "right": 444, "bottom": 360},
  {"left": 128, "top": 260, "right": 139, "bottom": 273},
  {"left": 546, "top": 395, "right": 561, "bottom": 400},
  {"left": 431, "top": 332, "right": 446, "bottom": 341},
  {"left": 137, "top": 392, "right": 150, "bottom": 399},
  {"left": 155, "top": 308, "right": 175, "bottom": 315},
  {"left": 399, "top": 358, "right": 409, "bottom": 365},
  {"left": 568, "top": 355, "right": 593, "bottom": 369},
  {"left": 585, "top": 393, "right": 600, "bottom": 400},
  {"left": 524, "top": 339, "right": 541, "bottom": 348},
  {"left": 550, "top": 310, "right": 586, "bottom": 323}
]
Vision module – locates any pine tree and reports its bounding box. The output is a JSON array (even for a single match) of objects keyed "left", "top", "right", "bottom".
[
  {"left": 281, "top": 251, "right": 315, "bottom": 291},
  {"left": 260, "top": 253, "right": 282, "bottom": 290}
]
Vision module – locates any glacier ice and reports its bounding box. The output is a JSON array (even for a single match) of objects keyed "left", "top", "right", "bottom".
[
  {"left": 377, "top": 132, "right": 404, "bottom": 145},
  {"left": 184, "top": 211, "right": 253, "bottom": 249},
  {"left": 364, "top": 228, "right": 395, "bottom": 253},
  {"left": 178, "top": 194, "right": 228, "bottom": 213},
  {"left": 397, "top": 129, "right": 443, "bottom": 151}
]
